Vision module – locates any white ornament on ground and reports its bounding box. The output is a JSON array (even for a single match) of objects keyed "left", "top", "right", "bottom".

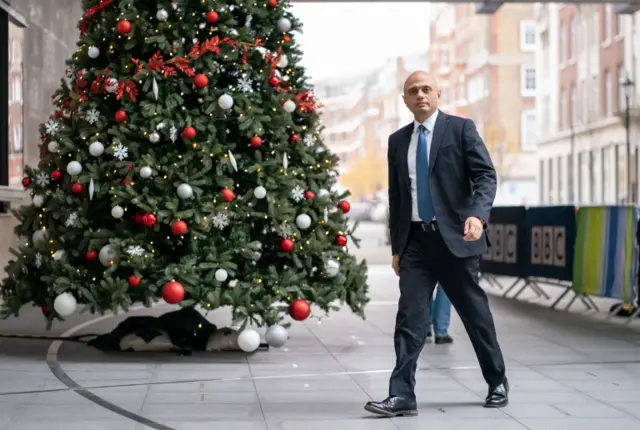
[
  {"left": 139, "top": 166, "right": 153, "bottom": 178},
  {"left": 295, "top": 213, "right": 312, "bottom": 230},
  {"left": 265, "top": 325, "right": 288, "bottom": 348},
  {"left": 277, "top": 17, "right": 292, "bottom": 32},
  {"left": 282, "top": 100, "right": 296, "bottom": 113},
  {"left": 111, "top": 205, "right": 124, "bottom": 219},
  {"left": 214, "top": 268, "right": 228, "bottom": 282},
  {"left": 54, "top": 293, "right": 77, "bottom": 317},
  {"left": 237, "top": 328, "right": 261, "bottom": 352},
  {"left": 32, "top": 195, "right": 45, "bottom": 207},
  {"left": 176, "top": 183, "right": 193, "bottom": 199},
  {"left": 87, "top": 46, "right": 100, "bottom": 58},
  {"left": 47, "top": 141, "right": 59, "bottom": 153},
  {"left": 66, "top": 161, "right": 82, "bottom": 176},
  {"left": 218, "top": 94, "right": 234, "bottom": 110},
  {"left": 89, "top": 141, "right": 104, "bottom": 157},
  {"left": 253, "top": 186, "right": 267, "bottom": 199},
  {"left": 324, "top": 259, "right": 340, "bottom": 277}
]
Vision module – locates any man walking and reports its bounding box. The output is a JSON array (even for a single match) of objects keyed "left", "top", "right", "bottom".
[
  {"left": 365, "top": 71, "right": 508, "bottom": 417},
  {"left": 427, "top": 284, "right": 453, "bottom": 344}
]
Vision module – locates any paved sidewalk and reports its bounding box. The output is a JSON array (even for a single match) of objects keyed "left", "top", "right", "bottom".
[{"left": 1, "top": 264, "right": 640, "bottom": 430}]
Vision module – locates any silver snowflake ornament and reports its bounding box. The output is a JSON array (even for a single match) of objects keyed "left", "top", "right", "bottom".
[
  {"left": 65, "top": 212, "right": 79, "bottom": 227},
  {"left": 169, "top": 125, "right": 178, "bottom": 142},
  {"left": 245, "top": 15, "right": 253, "bottom": 28},
  {"left": 291, "top": 185, "right": 305, "bottom": 202},
  {"left": 276, "top": 223, "right": 294, "bottom": 238},
  {"left": 35, "top": 253, "right": 43, "bottom": 268},
  {"left": 44, "top": 120, "right": 59, "bottom": 136},
  {"left": 237, "top": 75, "right": 253, "bottom": 93},
  {"left": 112, "top": 143, "right": 128, "bottom": 160},
  {"left": 304, "top": 134, "right": 315, "bottom": 147},
  {"left": 35, "top": 172, "right": 50, "bottom": 187},
  {"left": 85, "top": 108, "right": 100, "bottom": 124},
  {"left": 126, "top": 245, "right": 145, "bottom": 256},
  {"left": 211, "top": 213, "right": 230, "bottom": 229}
]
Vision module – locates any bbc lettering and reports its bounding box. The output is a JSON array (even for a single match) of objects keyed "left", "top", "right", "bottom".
[
  {"left": 483, "top": 224, "right": 517, "bottom": 263},
  {"left": 530, "top": 226, "right": 566, "bottom": 267}
]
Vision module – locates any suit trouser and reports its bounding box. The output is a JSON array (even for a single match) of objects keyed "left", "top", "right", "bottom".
[{"left": 388, "top": 226, "right": 506, "bottom": 399}]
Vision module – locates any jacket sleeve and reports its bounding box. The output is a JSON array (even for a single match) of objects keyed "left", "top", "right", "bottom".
[
  {"left": 462, "top": 118, "right": 497, "bottom": 224},
  {"left": 387, "top": 136, "right": 400, "bottom": 255}
]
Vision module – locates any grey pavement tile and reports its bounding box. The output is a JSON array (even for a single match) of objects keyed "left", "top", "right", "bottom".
[
  {"left": 149, "top": 379, "right": 258, "bottom": 393},
  {"left": 253, "top": 374, "right": 362, "bottom": 392},
  {"left": 138, "top": 422, "right": 268, "bottom": 430},
  {"left": 502, "top": 403, "right": 572, "bottom": 418},
  {"left": 267, "top": 418, "right": 397, "bottom": 430},
  {"left": 144, "top": 388, "right": 260, "bottom": 406},
  {"left": 611, "top": 402, "right": 640, "bottom": 419},
  {"left": 391, "top": 417, "right": 529, "bottom": 430},
  {"left": 4, "top": 420, "right": 136, "bottom": 430},
  {"left": 579, "top": 389, "right": 640, "bottom": 403},
  {"left": 140, "top": 403, "right": 264, "bottom": 421},
  {"left": 552, "top": 402, "right": 632, "bottom": 418},
  {"left": 507, "top": 390, "right": 593, "bottom": 404},
  {"left": 520, "top": 417, "right": 640, "bottom": 430}
]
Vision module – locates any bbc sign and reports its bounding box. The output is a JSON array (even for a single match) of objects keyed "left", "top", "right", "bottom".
[
  {"left": 483, "top": 224, "right": 518, "bottom": 263},
  {"left": 530, "top": 226, "right": 566, "bottom": 268}
]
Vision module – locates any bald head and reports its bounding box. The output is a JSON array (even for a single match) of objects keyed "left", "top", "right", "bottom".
[{"left": 402, "top": 71, "right": 441, "bottom": 122}]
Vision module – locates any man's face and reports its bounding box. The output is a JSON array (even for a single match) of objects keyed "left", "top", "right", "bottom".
[{"left": 403, "top": 73, "right": 440, "bottom": 118}]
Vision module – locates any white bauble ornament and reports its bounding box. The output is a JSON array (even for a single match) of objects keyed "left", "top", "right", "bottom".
[
  {"left": 98, "top": 244, "right": 120, "bottom": 267},
  {"left": 53, "top": 250, "right": 66, "bottom": 261},
  {"left": 283, "top": 100, "right": 296, "bottom": 113},
  {"left": 139, "top": 166, "right": 153, "bottom": 179},
  {"left": 296, "top": 213, "right": 312, "bottom": 230},
  {"left": 176, "top": 183, "right": 193, "bottom": 199},
  {"left": 66, "top": 161, "right": 82, "bottom": 176},
  {"left": 324, "top": 259, "right": 340, "bottom": 278},
  {"left": 218, "top": 94, "right": 234, "bottom": 110},
  {"left": 265, "top": 325, "right": 288, "bottom": 348},
  {"left": 89, "top": 141, "right": 104, "bottom": 157},
  {"left": 156, "top": 8, "right": 169, "bottom": 21},
  {"left": 214, "top": 268, "right": 228, "bottom": 282},
  {"left": 54, "top": 293, "right": 77, "bottom": 317},
  {"left": 149, "top": 132, "right": 160, "bottom": 143},
  {"left": 253, "top": 186, "right": 267, "bottom": 199},
  {"left": 32, "top": 229, "right": 48, "bottom": 246},
  {"left": 111, "top": 205, "right": 124, "bottom": 219},
  {"left": 32, "top": 195, "right": 45, "bottom": 208},
  {"left": 237, "top": 328, "right": 261, "bottom": 352},
  {"left": 277, "top": 17, "right": 292, "bottom": 32},
  {"left": 105, "top": 78, "right": 118, "bottom": 93},
  {"left": 87, "top": 46, "right": 100, "bottom": 58},
  {"left": 47, "top": 141, "right": 59, "bottom": 153},
  {"left": 277, "top": 55, "right": 288, "bottom": 68},
  {"left": 318, "top": 188, "right": 330, "bottom": 198}
]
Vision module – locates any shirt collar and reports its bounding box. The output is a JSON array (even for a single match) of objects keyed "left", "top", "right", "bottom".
[{"left": 413, "top": 109, "right": 439, "bottom": 134}]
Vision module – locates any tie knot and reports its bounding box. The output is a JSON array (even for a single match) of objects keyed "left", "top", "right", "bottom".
[{"left": 418, "top": 125, "right": 427, "bottom": 134}]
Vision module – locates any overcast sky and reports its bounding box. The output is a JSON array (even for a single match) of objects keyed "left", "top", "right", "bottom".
[{"left": 290, "top": 2, "right": 432, "bottom": 82}]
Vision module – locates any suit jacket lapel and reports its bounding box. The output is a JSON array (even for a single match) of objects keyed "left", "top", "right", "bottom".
[
  {"left": 429, "top": 113, "right": 449, "bottom": 173},
  {"left": 396, "top": 123, "right": 413, "bottom": 193}
]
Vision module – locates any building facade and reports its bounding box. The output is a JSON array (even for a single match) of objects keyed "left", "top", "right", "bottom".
[
  {"left": 535, "top": 4, "right": 634, "bottom": 205},
  {"left": 430, "top": 3, "right": 539, "bottom": 206}
]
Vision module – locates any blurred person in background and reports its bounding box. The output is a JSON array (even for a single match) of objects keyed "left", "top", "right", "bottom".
[{"left": 427, "top": 285, "right": 453, "bottom": 344}]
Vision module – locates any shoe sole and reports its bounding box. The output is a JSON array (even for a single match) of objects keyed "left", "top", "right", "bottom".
[
  {"left": 364, "top": 404, "right": 418, "bottom": 417},
  {"left": 483, "top": 400, "right": 509, "bottom": 408}
]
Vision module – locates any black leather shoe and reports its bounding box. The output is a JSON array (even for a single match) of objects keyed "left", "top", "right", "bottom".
[
  {"left": 364, "top": 396, "right": 418, "bottom": 417},
  {"left": 434, "top": 334, "right": 453, "bottom": 344},
  {"left": 484, "top": 378, "right": 509, "bottom": 408}
]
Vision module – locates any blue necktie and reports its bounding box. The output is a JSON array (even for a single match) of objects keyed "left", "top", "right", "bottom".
[{"left": 416, "top": 125, "right": 434, "bottom": 221}]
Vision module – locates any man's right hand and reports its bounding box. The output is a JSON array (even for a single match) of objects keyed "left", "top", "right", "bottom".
[{"left": 392, "top": 254, "right": 400, "bottom": 276}]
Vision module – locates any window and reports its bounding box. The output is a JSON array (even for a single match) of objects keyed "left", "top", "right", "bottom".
[
  {"left": 0, "top": 6, "right": 27, "bottom": 207},
  {"left": 570, "top": 84, "right": 577, "bottom": 126},
  {"left": 520, "top": 65, "right": 536, "bottom": 96},
  {"left": 604, "top": 70, "right": 612, "bottom": 116},
  {"left": 560, "top": 89, "right": 567, "bottom": 130},
  {"left": 604, "top": 5, "right": 612, "bottom": 42},
  {"left": 520, "top": 21, "right": 536, "bottom": 52},
  {"left": 559, "top": 23, "right": 566, "bottom": 63},
  {"left": 520, "top": 110, "right": 537, "bottom": 152}
]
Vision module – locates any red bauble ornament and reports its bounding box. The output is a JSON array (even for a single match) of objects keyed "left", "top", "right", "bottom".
[
  {"left": 304, "top": 190, "right": 315, "bottom": 200},
  {"left": 42, "top": 305, "right": 51, "bottom": 316},
  {"left": 268, "top": 76, "right": 279, "bottom": 87},
  {"left": 162, "top": 281, "right": 185, "bottom": 304},
  {"left": 128, "top": 275, "right": 141, "bottom": 288},
  {"left": 116, "top": 19, "right": 132, "bottom": 35},
  {"left": 133, "top": 213, "right": 144, "bottom": 225},
  {"left": 21, "top": 177, "right": 30, "bottom": 187},
  {"left": 249, "top": 136, "right": 262, "bottom": 148},
  {"left": 86, "top": 250, "right": 98, "bottom": 261},
  {"left": 289, "top": 298, "right": 311, "bottom": 321},
  {"left": 51, "top": 170, "right": 62, "bottom": 181},
  {"left": 283, "top": 35, "right": 291, "bottom": 43},
  {"left": 122, "top": 178, "right": 133, "bottom": 186},
  {"left": 183, "top": 126, "right": 196, "bottom": 139},
  {"left": 267, "top": 0, "right": 277, "bottom": 8},
  {"left": 290, "top": 134, "right": 300, "bottom": 143},
  {"left": 142, "top": 213, "right": 157, "bottom": 227},
  {"left": 72, "top": 183, "right": 84, "bottom": 194},
  {"left": 338, "top": 200, "right": 351, "bottom": 213},
  {"left": 335, "top": 234, "right": 347, "bottom": 247},
  {"left": 115, "top": 109, "right": 127, "bottom": 123},
  {"left": 206, "top": 11, "right": 219, "bottom": 23},
  {"left": 280, "top": 238, "right": 294, "bottom": 252},
  {"left": 171, "top": 219, "right": 188, "bottom": 236},
  {"left": 194, "top": 73, "right": 209, "bottom": 89},
  {"left": 221, "top": 188, "right": 235, "bottom": 202}
]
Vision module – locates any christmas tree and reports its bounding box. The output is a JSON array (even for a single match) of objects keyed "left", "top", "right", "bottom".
[{"left": 1, "top": 0, "right": 369, "bottom": 329}]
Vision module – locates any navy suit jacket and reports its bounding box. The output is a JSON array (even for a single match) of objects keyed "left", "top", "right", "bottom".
[{"left": 387, "top": 111, "right": 497, "bottom": 259}]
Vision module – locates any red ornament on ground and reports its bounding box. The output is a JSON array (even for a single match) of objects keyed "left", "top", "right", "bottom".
[
  {"left": 128, "top": 275, "right": 141, "bottom": 288},
  {"left": 280, "top": 238, "right": 294, "bottom": 252},
  {"left": 162, "top": 281, "right": 185, "bottom": 304},
  {"left": 268, "top": 76, "right": 279, "bottom": 87},
  {"left": 86, "top": 250, "right": 98, "bottom": 261},
  {"left": 335, "top": 234, "right": 347, "bottom": 247},
  {"left": 194, "top": 73, "right": 209, "bottom": 89},
  {"left": 72, "top": 183, "right": 84, "bottom": 194},
  {"left": 221, "top": 188, "right": 235, "bottom": 202},
  {"left": 338, "top": 200, "right": 351, "bottom": 213},
  {"left": 171, "top": 219, "right": 188, "bottom": 236},
  {"left": 116, "top": 19, "right": 132, "bottom": 35},
  {"left": 51, "top": 170, "right": 62, "bottom": 181},
  {"left": 142, "top": 213, "right": 157, "bottom": 227},
  {"left": 206, "top": 11, "right": 219, "bottom": 23},
  {"left": 115, "top": 109, "right": 127, "bottom": 123},
  {"left": 249, "top": 136, "right": 262, "bottom": 148},
  {"left": 289, "top": 298, "right": 311, "bottom": 321},
  {"left": 290, "top": 134, "right": 300, "bottom": 143},
  {"left": 304, "top": 190, "right": 315, "bottom": 200},
  {"left": 21, "top": 177, "right": 30, "bottom": 187},
  {"left": 267, "top": 0, "right": 277, "bottom": 8},
  {"left": 183, "top": 126, "right": 196, "bottom": 139}
]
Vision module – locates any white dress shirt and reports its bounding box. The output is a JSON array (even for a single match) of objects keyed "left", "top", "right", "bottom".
[{"left": 407, "top": 109, "right": 439, "bottom": 222}]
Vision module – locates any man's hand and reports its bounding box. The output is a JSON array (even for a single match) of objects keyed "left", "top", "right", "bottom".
[
  {"left": 463, "top": 217, "right": 484, "bottom": 241},
  {"left": 392, "top": 254, "right": 400, "bottom": 276}
]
